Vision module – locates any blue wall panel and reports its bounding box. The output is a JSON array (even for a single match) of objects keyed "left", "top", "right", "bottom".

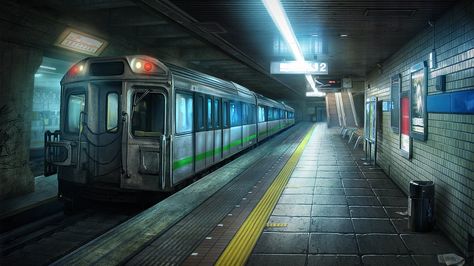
[{"left": 427, "top": 89, "right": 474, "bottom": 114}]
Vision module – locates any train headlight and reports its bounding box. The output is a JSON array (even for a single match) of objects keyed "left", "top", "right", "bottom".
[
  {"left": 67, "top": 63, "right": 86, "bottom": 77},
  {"left": 128, "top": 56, "right": 167, "bottom": 75},
  {"left": 127, "top": 55, "right": 168, "bottom": 75}
]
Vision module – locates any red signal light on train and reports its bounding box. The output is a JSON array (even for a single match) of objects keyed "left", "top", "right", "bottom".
[
  {"left": 144, "top": 62, "right": 153, "bottom": 72},
  {"left": 69, "top": 64, "right": 84, "bottom": 76},
  {"left": 128, "top": 56, "right": 166, "bottom": 75}
]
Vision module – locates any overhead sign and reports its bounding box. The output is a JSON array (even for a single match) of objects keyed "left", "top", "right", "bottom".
[
  {"left": 306, "top": 91, "right": 326, "bottom": 97},
  {"left": 271, "top": 61, "right": 328, "bottom": 74},
  {"left": 316, "top": 79, "right": 341, "bottom": 90},
  {"left": 55, "top": 28, "right": 108, "bottom": 56}
]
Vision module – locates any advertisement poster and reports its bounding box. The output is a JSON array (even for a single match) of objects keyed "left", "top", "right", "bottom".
[
  {"left": 390, "top": 74, "right": 401, "bottom": 133},
  {"left": 400, "top": 94, "right": 411, "bottom": 159},
  {"left": 410, "top": 62, "right": 427, "bottom": 141}
]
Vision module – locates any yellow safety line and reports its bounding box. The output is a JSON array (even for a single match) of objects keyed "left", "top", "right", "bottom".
[{"left": 216, "top": 125, "right": 315, "bottom": 266}]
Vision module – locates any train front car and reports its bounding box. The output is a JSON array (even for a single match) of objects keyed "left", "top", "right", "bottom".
[{"left": 44, "top": 56, "right": 171, "bottom": 204}]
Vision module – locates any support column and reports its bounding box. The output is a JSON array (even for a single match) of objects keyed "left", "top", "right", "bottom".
[{"left": 0, "top": 41, "right": 42, "bottom": 199}]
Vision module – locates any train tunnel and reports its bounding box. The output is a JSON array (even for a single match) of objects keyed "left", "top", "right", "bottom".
[{"left": 0, "top": 0, "right": 473, "bottom": 265}]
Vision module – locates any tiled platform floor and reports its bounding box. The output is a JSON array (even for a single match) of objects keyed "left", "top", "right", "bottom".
[{"left": 248, "top": 124, "right": 462, "bottom": 266}]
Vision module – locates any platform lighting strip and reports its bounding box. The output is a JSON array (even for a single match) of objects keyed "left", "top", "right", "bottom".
[
  {"left": 262, "top": 0, "right": 325, "bottom": 96},
  {"left": 216, "top": 124, "right": 315, "bottom": 266}
]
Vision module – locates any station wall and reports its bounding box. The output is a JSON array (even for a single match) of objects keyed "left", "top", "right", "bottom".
[{"left": 365, "top": 0, "right": 473, "bottom": 256}]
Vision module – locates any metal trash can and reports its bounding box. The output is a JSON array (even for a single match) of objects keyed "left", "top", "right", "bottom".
[{"left": 408, "top": 180, "right": 435, "bottom": 232}]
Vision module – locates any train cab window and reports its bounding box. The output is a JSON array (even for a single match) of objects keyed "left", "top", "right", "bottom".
[
  {"left": 176, "top": 93, "right": 193, "bottom": 134},
  {"left": 214, "top": 99, "right": 221, "bottom": 129},
  {"left": 195, "top": 95, "right": 205, "bottom": 131},
  {"left": 132, "top": 92, "right": 165, "bottom": 137},
  {"left": 258, "top": 106, "right": 265, "bottom": 122},
  {"left": 230, "top": 101, "right": 241, "bottom": 126},
  {"left": 223, "top": 101, "right": 229, "bottom": 128},
  {"left": 106, "top": 93, "right": 119, "bottom": 132},
  {"left": 207, "top": 97, "right": 213, "bottom": 129},
  {"left": 66, "top": 93, "right": 85, "bottom": 133}
]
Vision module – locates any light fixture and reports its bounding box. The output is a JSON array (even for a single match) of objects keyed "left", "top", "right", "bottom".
[
  {"left": 340, "top": 34, "right": 348, "bottom": 37},
  {"left": 55, "top": 28, "right": 108, "bottom": 56},
  {"left": 39, "top": 65, "right": 57, "bottom": 71},
  {"left": 262, "top": 0, "right": 323, "bottom": 95}
]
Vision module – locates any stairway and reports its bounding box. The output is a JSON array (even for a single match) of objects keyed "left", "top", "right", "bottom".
[
  {"left": 325, "top": 90, "right": 359, "bottom": 128},
  {"left": 325, "top": 92, "right": 339, "bottom": 127}
]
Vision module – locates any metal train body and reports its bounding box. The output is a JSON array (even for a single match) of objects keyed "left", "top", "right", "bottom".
[{"left": 44, "top": 55, "right": 294, "bottom": 202}]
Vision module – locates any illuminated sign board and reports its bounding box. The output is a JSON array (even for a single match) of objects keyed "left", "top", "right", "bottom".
[
  {"left": 315, "top": 79, "right": 342, "bottom": 91},
  {"left": 55, "top": 28, "right": 108, "bottom": 56},
  {"left": 306, "top": 91, "right": 326, "bottom": 97},
  {"left": 270, "top": 61, "right": 328, "bottom": 74}
]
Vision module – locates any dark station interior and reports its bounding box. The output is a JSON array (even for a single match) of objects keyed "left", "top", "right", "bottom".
[{"left": 0, "top": 0, "right": 473, "bottom": 265}]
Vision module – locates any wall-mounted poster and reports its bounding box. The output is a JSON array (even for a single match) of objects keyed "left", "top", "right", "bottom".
[
  {"left": 391, "top": 74, "right": 401, "bottom": 133},
  {"left": 400, "top": 92, "right": 412, "bottom": 159},
  {"left": 364, "top": 96, "right": 377, "bottom": 143},
  {"left": 410, "top": 62, "right": 428, "bottom": 141}
]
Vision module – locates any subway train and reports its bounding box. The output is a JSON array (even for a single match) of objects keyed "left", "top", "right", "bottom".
[{"left": 44, "top": 55, "right": 294, "bottom": 205}]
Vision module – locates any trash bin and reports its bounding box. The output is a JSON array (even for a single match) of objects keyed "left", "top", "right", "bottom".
[{"left": 408, "top": 180, "right": 435, "bottom": 232}]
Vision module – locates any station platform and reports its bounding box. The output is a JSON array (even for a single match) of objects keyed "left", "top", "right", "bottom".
[
  {"left": 52, "top": 123, "right": 464, "bottom": 266},
  {"left": 0, "top": 174, "right": 60, "bottom": 232}
]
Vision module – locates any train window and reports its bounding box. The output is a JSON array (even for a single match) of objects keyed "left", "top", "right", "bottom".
[
  {"left": 207, "top": 97, "right": 213, "bottom": 129},
  {"left": 214, "top": 99, "right": 220, "bottom": 129},
  {"left": 132, "top": 92, "right": 165, "bottom": 137},
  {"left": 230, "top": 101, "right": 241, "bottom": 126},
  {"left": 274, "top": 108, "right": 279, "bottom": 120},
  {"left": 106, "top": 93, "right": 119, "bottom": 132},
  {"left": 195, "top": 95, "right": 205, "bottom": 131},
  {"left": 66, "top": 93, "right": 85, "bottom": 133},
  {"left": 176, "top": 93, "right": 193, "bottom": 134},
  {"left": 223, "top": 101, "right": 229, "bottom": 128},
  {"left": 258, "top": 106, "right": 265, "bottom": 122},
  {"left": 267, "top": 107, "right": 273, "bottom": 121},
  {"left": 249, "top": 104, "right": 256, "bottom": 124},
  {"left": 242, "top": 103, "right": 248, "bottom": 125}
]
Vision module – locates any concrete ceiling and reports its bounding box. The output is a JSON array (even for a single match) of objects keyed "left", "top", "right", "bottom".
[{"left": 0, "top": 0, "right": 458, "bottom": 101}]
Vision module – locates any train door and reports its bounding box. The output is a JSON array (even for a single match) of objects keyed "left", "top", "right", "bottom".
[
  {"left": 205, "top": 96, "right": 214, "bottom": 167},
  {"left": 89, "top": 81, "right": 122, "bottom": 184},
  {"left": 214, "top": 98, "right": 222, "bottom": 162},
  {"left": 121, "top": 84, "right": 168, "bottom": 191},
  {"left": 194, "top": 93, "right": 206, "bottom": 172},
  {"left": 222, "top": 99, "right": 230, "bottom": 158}
]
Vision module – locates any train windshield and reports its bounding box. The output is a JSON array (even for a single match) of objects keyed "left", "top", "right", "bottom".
[
  {"left": 66, "top": 94, "right": 85, "bottom": 133},
  {"left": 132, "top": 91, "right": 165, "bottom": 137}
]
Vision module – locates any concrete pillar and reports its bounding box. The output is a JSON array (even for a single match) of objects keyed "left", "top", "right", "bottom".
[{"left": 0, "top": 41, "right": 42, "bottom": 200}]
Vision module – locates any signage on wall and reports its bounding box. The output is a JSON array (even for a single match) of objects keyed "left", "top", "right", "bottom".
[
  {"left": 390, "top": 74, "right": 401, "bottom": 133},
  {"left": 410, "top": 62, "right": 428, "bottom": 141},
  {"left": 270, "top": 61, "right": 328, "bottom": 74},
  {"left": 400, "top": 92, "right": 412, "bottom": 159}
]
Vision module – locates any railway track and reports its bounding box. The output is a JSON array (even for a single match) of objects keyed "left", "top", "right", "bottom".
[{"left": 0, "top": 206, "right": 139, "bottom": 266}]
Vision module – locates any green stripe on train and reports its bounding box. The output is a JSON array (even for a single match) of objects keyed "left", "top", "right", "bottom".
[{"left": 172, "top": 123, "right": 291, "bottom": 170}]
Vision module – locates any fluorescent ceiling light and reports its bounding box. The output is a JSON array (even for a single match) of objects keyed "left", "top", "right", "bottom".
[
  {"left": 39, "top": 65, "right": 57, "bottom": 71},
  {"left": 262, "top": 0, "right": 324, "bottom": 95}
]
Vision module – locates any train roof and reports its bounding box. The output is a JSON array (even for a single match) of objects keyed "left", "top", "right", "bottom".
[{"left": 61, "top": 55, "right": 290, "bottom": 109}]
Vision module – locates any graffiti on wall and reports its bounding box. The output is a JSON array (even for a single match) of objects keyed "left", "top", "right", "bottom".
[{"left": 0, "top": 104, "right": 25, "bottom": 169}]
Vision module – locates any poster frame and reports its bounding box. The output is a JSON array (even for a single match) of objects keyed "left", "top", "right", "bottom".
[{"left": 409, "top": 62, "right": 428, "bottom": 141}]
